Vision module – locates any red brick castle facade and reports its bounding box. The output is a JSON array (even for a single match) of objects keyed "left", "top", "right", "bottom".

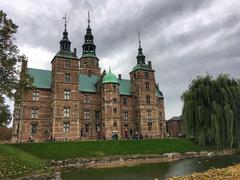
[{"left": 12, "top": 15, "right": 166, "bottom": 142}]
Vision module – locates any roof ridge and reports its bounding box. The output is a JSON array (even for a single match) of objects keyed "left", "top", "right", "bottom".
[{"left": 28, "top": 67, "right": 51, "bottom": 72}]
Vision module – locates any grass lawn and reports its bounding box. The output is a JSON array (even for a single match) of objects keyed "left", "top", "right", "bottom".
[
  {"left": 0, "top": 144, "right": 45, "bottom": 178},
  {"left": 10, "top": 139, "right": 203, "bottom": 160}
]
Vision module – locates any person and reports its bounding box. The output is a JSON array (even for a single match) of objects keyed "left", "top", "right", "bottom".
[{"left": 135, "top": 132, "right": 139, "bottom": 140}]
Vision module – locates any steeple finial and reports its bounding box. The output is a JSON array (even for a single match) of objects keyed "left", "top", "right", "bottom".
[
  {"left": 62, "top": 13, "right": 67, "bottom": 32},
  {"left": 136, "top": 32, "right": 145, "bottom": 64},
  {"left": 88, "top": 11, "right": 90, "bottom": 28},
  {"left": 138, "top": 32, "right": 141, "bottom": 48}
]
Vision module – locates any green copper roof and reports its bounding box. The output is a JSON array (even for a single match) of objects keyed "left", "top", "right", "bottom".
[
  {"left": 119, "top": 79, "right": 131, "bottom": 95},
  {"left": 79, "top": 74, "right": 100, "bottom": 93},
  {"left": 131, "top": 64, "right": 154, "bottom": 73},
  {"left": 55, "top": 50, "right": 77, "bottom": 59},
  {"left": 81, "top": 52, "right": 97, "bottom": 58},
  {"left": 27, "top": 68, "right": 51, "bottom": 89},
  {"left": 102, "top": 69, "right": 119, "bottom": 84},
  {"left": 27, "top": 68, "right": 162, "bottom": 98},
  {"left": 156, "top": 87, "right": 163, "bottom": 98}
]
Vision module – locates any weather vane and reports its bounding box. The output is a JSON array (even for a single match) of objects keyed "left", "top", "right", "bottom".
[
  {"left": 62, "top": 13, "right": 67, "bottom": 31},
  {"left": 88, "top": 11, "right": 90, "bottom": 27},
  {"left": 138, "top": 32, "right": 141, "bottom": 47}
]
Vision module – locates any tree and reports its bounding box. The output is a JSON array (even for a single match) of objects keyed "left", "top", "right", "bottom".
[
  {"left": 0, "top": 96, "right": 11, "bottom": 126},
  {"left": 0, "top": 10, "right": 32, "bottom": 126},
  {"left": 182, "top": 74, "right": 240, "bottom": 148}
]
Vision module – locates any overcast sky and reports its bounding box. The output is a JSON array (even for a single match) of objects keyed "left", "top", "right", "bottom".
[{"left": 1, "top": 0, "right": 240, "bottom": 120}]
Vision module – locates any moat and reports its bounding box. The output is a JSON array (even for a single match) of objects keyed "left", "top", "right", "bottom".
[{"left": 61, "top": 154, "right": 240, "bottom": 180}]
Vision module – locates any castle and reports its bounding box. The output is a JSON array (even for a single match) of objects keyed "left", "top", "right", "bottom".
[{"left": 12, "top": 14, "right": 166, "bottom": 142}]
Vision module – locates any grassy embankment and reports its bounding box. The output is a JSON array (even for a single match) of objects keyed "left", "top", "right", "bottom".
[
  {"left": 0, "top": 139, "right": 203, "bottom": 178},
  {"left": 0, "top": 144, "right": 45, "bottom": 178}
]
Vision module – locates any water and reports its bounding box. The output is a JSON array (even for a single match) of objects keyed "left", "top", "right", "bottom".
[{"left": 62, "top": 155, "right": 240, "bottom": 180}]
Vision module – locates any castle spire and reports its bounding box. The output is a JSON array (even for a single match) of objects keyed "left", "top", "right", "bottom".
[
  {"left": 82, "top": 11, "right": 96, "bottom": 57},
  {"left": 136, "top": 32, "right": 145, "bottom": 64},
  {"left": 59, "top": 13, "right": 71, "bottom": 51}
]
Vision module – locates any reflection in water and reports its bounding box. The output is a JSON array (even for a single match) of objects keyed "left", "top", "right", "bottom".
[{"left": 62, "top": 155, "right": 240, "bottom": 180}]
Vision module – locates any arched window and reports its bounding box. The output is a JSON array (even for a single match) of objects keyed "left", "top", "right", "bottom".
[{"left": 146, "top": 95, "right": 150, "bottom": 105}]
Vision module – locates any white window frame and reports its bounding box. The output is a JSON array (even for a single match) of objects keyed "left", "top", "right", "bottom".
[
  {"left": 64, "top": 89, "right": 70, "bottom": 100},
  {"left": 63, "top": 122, "right": 70, "bottom": 133},
  {"left": 33, "top": 91, "right": 39, "bottom": 101},
  {"left": 64, "top": 107, "right": 70, "bottom": 117}
]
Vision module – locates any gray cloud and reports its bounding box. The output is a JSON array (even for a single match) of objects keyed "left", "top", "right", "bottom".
[{"left": 1, "top": 0, "right": 240, "bottom": 120}]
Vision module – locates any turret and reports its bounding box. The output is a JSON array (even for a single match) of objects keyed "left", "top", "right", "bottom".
[{"left": 101, "top": 68, "right": 121, "bottom": 139}]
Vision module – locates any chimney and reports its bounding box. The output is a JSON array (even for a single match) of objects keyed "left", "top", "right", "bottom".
[
  {"left": 74, "top": 48, "right": 77, "bottom": 57},
  {"left": 118, "top": 74, "right": 122, "bottom": 80},
  {"left": 148, "top": 61, "right": 152, "bottom": 68}
]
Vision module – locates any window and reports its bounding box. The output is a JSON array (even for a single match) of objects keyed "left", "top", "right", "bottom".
[
  {"left": 65, "top": 60, "right": 71, "bottom": 68},
  {"left": 64, "top": 89, "right": 70, "bottom": 100},
  {"left": 32, "top": 91, "right": 39, "bottom": 101},
  {"left": 113, "top": 98, "right": 117, "bottom": 104},
  {"left": 63, "top": 122, "right": 70, "bottom": 133},
  {"left": 84, "top": 110, "right": 90, "bottom": 120},
  {"left": 146, "top": 82, "right": 150, "bottom": 90},
  {"left": 31, "top": 123, "right": 37, "bottom": 134},
  {"left": 123, "top": 111, "right": 128, "bottom": 121},
  {"left": 123, "top": 98, "right": 128, "bottom": 105},
  {"left": 85, "top": 124, "right": 89, "bottom": 133},
  {"left": 31, "top": 108, "right": 38, "bottom": 119},
  {"left": 84, "top": 96, "right": 90, "bottom": 103},
  {"left": 64, "top": 107, "right": 70, "bottom": 117},
  {"left": 147, "top": 110, "right": 151, "bottom": 120},
  {"left": 146, "top": 95, "right": 151, "bottom": 105},
  {"left": 95, "top": 111, "right": 100, "bottom": 121},
  {"left": 65, "top": 73, "right": 71, "bottom": 83},
  {"left": 134, "top": 96, "right": 137, "bottom": 104},
  {"left": 113, "top": 122, "right": 117, "bottom": 127},
  {"left": 144, "top": 72, "right": 149, "bottom": 79},
  {"left": 113, "top": 85, "right": 116, "bottom": 92},
  {"left": 113, "top": 108, "right": 117, "bottom": 113},
  {"left": 148, "top": 122, "right": 152, "bottom": 131}
]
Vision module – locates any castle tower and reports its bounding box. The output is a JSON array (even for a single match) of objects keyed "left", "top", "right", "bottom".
[
  {"left": 51, "top": 15, "right": 80, "bottom": 141},
  {"left": 101, "top": 69, "right": 121, "bottom": 139},
  {"left": 79, "top": 12, "right": 101, "bottom": 75},
  {"left": 129, "top": 34, "right": 161, "bottom": 137}
]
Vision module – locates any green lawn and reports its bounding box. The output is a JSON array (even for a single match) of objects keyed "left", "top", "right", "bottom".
[
  {"left": 10, "top": 139, "right": 203, "bottom": 160},
  {"left": 0, "top": 144, "right": 45, "bottom": 178},
  {"left": 0, "top": 139, "right": 204, "bottom": 178}
]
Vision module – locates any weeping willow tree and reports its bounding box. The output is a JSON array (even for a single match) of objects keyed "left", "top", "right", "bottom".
[{"left": 182, "top": 74, "right": 240, "bottom": 148}]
